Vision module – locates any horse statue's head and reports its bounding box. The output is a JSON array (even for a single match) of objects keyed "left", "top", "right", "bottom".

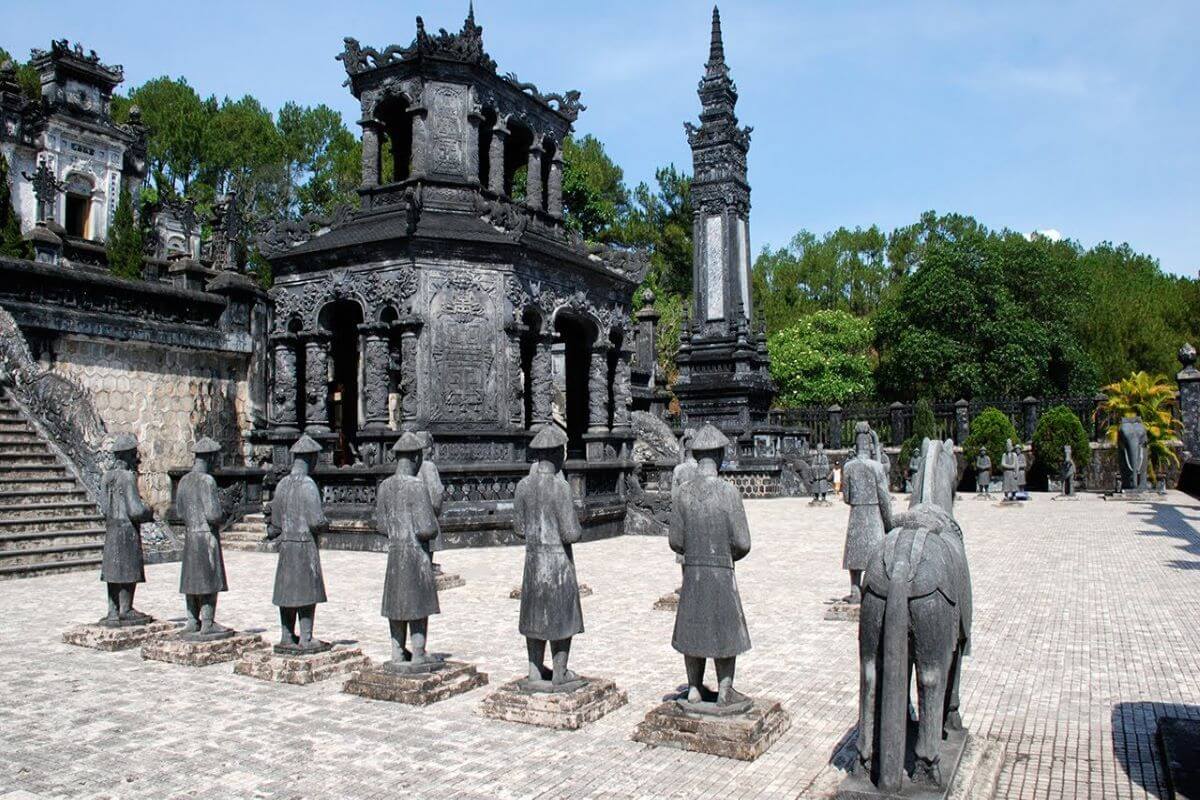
[{"left": 908, "top": 437, "right": 957, "bottom": 517}]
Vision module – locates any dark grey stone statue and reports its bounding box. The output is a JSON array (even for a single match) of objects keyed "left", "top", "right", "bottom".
[
  {"left": 1000, "top": 439, "right": 1019, "bottom": 500},
  {"left": 416, "top": 431, "right": 446, "bottom": 571},
  {"left": 375, "top": 432, "right": 440, "bottom": 668},
  {"left": 906, "top": 446, "right": 922, "bottom": 493},
  {"left": 176, "top": 436, "right": 230, "bottom": 638},
  {"left": 870, "top": 428, "right": 891, "bottom": 489},
  {"left": 1117, "top": 415, "right": 1149, "bottom": 492},
  {"left": 1061, "top": 445, "right": 1076, "bottom": 496},
  {"left": 100, "top": 433, "right": 154, "bottom": 625},
  {"left": 855, "top": 438, "right": 973, "bottom": 792},
  {"left": 266, "top": 434, "right": 329, "bottom": 652},
  {"left": 671, "top": 428, "right": 699, "bottom": 501},
  {"left": 810, "top": 443, "right": 833, "bottom": 502},
  {"left": 974, "top": 451, "right": 992, "bottom": 495},
  {"left": 513, "top": 425, "right": 584, "bottom": 687},
  {"left": 842, "top": 422, "right": 892, "bottom": 604},
  {"left": 669, "top": 423, "right": 752, "bottom": 707},
  {"left": 1016, "top": 448, "right": 1028, "bottom": 493}
]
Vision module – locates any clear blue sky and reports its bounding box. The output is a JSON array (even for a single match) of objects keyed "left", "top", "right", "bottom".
[{"left": 5, "top": 1, "right": 1197, "bottom": 275}]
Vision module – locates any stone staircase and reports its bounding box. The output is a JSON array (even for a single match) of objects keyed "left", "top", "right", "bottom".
[
  {"left": 0, "top": 390, "right": 106, "bottom": 579},
  {"left": 222, "top": 512, "right": 272, "bottom": 552}
]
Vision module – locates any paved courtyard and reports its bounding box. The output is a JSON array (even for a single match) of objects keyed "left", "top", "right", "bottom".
[{"left": 2, "top": 492, "right": 1199, "bottom": 799}]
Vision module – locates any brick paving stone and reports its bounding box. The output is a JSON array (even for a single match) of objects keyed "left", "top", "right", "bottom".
[{"left": 2, "top": 493, "right": 1199, "bottom": 798}]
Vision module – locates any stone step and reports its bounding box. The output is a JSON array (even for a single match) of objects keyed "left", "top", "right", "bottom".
[
  {"left": 0, "top": 425, "right": 34, "bottom": 436},
  {"left": 0, "top": 556, "right": 102, "bottom": 581},
  {"left": 0, "top": 515, "right": 105, "bottom": 533},
  {"left": 0, "top": 434, "right": 42, "bottom": 445},
  {"left": 0, "top": 466, "right": 71, "bottom": 481},
  {"left": 0, "top": 502, "right": 99, "bottom": 519},
  {"left": 0, "top": 477, "right": 81, "bottom": 493},
  {"left": 0, "top": 527, "right": 106, "bottom": 550},
  {"left": 0, "top": 541, "right": 104, "bottom": 568},
  {"left": 0, "top": 488, "right": 88, "bottom": 504},
  {"left": 0, "top": 452, "right": 58, "bottom": 465}
]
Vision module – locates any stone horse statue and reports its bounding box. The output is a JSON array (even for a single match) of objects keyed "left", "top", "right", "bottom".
[{"left": 855, "top": 437, "right": 973, "bottom": 793}]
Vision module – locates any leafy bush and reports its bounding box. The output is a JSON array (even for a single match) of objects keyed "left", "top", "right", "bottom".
[
  {"left": 899, "top": 398, "right": 937, "bottom": 473},
  {"left": 768, "top": 309, "right": 874, "bottom": 406},
  {"left": 962, "top": 407, "right": 1019, "bottom": 468},
  {"left": 105, "top": 186, "right": 143, "bottom": 280},
  {"left": 1032, "top": 405, "right": 1090, "bottom": 475},
  {"left": 1098, "top": 371, "right": 1181, "bottom": 479}
]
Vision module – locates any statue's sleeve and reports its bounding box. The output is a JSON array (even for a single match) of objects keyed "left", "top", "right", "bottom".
[
  {"left": 304, "top": 480, "right": 327, "bottom": 531},
  {"left": 203, "top": 476, "right": 224, "bottom": 527},
  {"left": 668, "top": 488, "right": 685, "bottom": 556},
  {"left": 123, "top": 472, "right": 153, "bottom": 524},
  {"left": 557, "top": 483, "right": 583, "bottom": 545},
  {"left": 410, "top": 485, "right": 439, "bottom": 543},
  {"left": 371, "top": 480, "right": 387, "bottom": 534},
  {"left": 728, "top": 487, "right": 751, "bottom": 561},
  {"left": 512, "top": 483, "right": 526, "bottom": 541},
  {"left": 876, "top": 466, "right": 893, "bottom": 530},
  {"left": 841, "top": 467, "right": 851, "bottom": 504},
  {"left": 266, "top": 486, "right": 282, "bottom": 540},
  {"left": 428, "top": 464, "right": 444, "bottom": 515}
]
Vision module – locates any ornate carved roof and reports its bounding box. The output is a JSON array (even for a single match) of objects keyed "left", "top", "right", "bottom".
[{"left": 30, "top": 39, "right": 124, "bottom": 90}]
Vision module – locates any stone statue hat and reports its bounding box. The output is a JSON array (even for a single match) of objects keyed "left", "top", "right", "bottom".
[
  {"left": 529, "top": 424, "right": 568, "bottom": 452},
  {"left": 415, "top": 431, "right": 433, "bottom": 448},
  {"left": 392, "top": 431, "right": 424, "bottom": 454},
  {"left": 110, "top": 433, "right": 139, "bottom": 453},
  {"left": 680, "top": 427, "right": 698, "bottom": 445},
  {"left": 690, "top": 423, "right": 729, "bottom": 453},
  {"left": 192, "top": 436, "right": 221, "bottom": 454},
  {"left": 290, "top": 434, "right": 323, "bottom": 454}
]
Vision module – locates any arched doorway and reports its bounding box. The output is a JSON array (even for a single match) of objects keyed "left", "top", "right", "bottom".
[
  {"left": 553, "top": 312, "right": 595, "bottom": 459},
  {"left": 319, "top": 300, "right": 363, "bottom": 466},
  {"left": 63, "top": 174, "right": 93, "bottom": 238}
]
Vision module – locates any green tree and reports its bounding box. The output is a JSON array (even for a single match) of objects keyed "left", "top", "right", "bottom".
[
  {"left": 899, "top": 398, "right": 938, "bottom": 473},
  {"left": 560, "top": 134, "right": 628, "bottom": 242},
  {"left": 962, "top": 407, "right": 1020, "bottom": 468},
  {"left": 105, "top": 185, "right": 143, "bottom": 279},
  {"left": 201, "top": 95, "right": 284, "bottom": 216},
  {"left": 277, "top": 102, "right": 360, "bottom": 217},
  {"left": 767, "top": 310, "right": 874, "bottom": 406},
  {"left": 119, "top": 77, "right": 212, "bottom": 197},
  {"left": 0, "top": 48, "right": 41, "bottom": 101},
  {"left": 617, "top": 165, "right": 692, "bottom": 298},
  {"left": 1098, "top": 371, "right": 1181, "bottom": 480},
  {"left": 1031, "top": 405, "right": 1090, "bottom": 477},
  {"left": 0, "top": 153, "right": 31, "bottom": 259}
]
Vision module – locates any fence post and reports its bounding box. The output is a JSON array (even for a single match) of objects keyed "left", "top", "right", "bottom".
[
  {"left": 827, "top": 404, "right": 842, "bottom": 449},
  {"left": 1022, "top": 396, "right": 1039, "bottom": 442},
  {"left": 889, "top": 401, "right": 905, "bottom": 446},
  {"left": 1177, "top": 343, "right": 1200, "bottom": 462},
  {"left": 955, "top": 399, "right": 970, "bottom": 443}
]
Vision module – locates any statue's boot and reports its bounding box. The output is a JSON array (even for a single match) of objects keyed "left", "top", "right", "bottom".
[
  {"left": 550, "top": 638, "right": 577, "bottom": 685},
  {"left": 526, "top": 637, "right": 549, "bottom": 681},
  {"left": 199, "top": 596, "right": 230, "bottom": 636},
  {"left": 408, "top": 619, "right": 434, "bottom": 664},
  {"left": 685, "top": 655, "right": 706, "bottom": 703},
  {"left": 912, "top": 756, "right": 943, "bottom": 787},
  {"left": 849, "top": 585, "right": 863, "bottom": 605},
  {"left": 104, "top": 583, "right": 121, "bottom": 623},
  {"left": 297, "top": 605, "right": 316, "bottom": 648},
  {"left": 118, "top": 585, "right": 147, "bottom": 621},
  {"left": 183, "top": 595, "right": 201, "bottom": 633},
  {"left": 715, "top": 657, "right": 746, "bottom": 706},
  {"left": 279, "top": 607, "right": 298, "bottom": 647}
]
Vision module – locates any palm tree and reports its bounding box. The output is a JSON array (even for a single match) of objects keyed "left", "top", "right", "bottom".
[{"left": 1097, "top": 371, "right": 1181, "bottom": 480}]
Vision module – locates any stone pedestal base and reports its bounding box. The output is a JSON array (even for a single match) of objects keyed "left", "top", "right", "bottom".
[
  {"left": 436, "top": 573, "right": 466, "bottom": 591},
  {"left": 1104, "top": 492, "right": 1148, "bottom": 502},
  {"left": 824, "top": 599, "right": 862, "bottom": 622},
  {"left": 836, "top": 728, "right": 971, "bottom": 800},
  {"left": 62, "top": 619, "right": 182, "bottom": 652},
  {"left": 633, "top": 696, "right": 790, "bottom": 761},
  {"left": 234, "top": 643, "right": 369, "bottom": 685},
  {"left": 509, "top": 584, "right": 592, "bottom": 600},
  {"left": 480, "top": 676, "right": 627, "bottom": 730},
  {"left": 1051, "top": 494, "right": 1081, "bottom": 502},
  {"left": 141, "top": 630, "right": 267, "bottom": 666},
  {"left": 973, "top": 493, "right": 994, "bottom": 501},
  {"left": 653, "top": 588, "right": 681, "bottom": 611},
  {"left": 343, "top": 659, "right": 488, "bottom": 705},
  {"left": 809, "top": 499, "right": 833, "bottom": 507}
]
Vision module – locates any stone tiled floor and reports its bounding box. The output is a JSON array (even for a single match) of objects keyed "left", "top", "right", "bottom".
[{"left": 3, "top": 492, "right": 1199, "bottom": 799}]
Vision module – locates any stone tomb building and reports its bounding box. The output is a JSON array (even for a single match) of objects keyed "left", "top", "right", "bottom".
[{"left": 251, "top": 11, "right": 647, "bottom": 547}]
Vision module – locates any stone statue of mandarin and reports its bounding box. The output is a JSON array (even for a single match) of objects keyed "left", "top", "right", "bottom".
[
  {"left": 100, "top": 433, "right": 154, "bottom": 625},
  {"left": 1061, "top": 445, "right": 1076, "bottom": 496},
  {"left": 671, "top": 428, "right": 699, "bottom": 502},
  {"left": 513, "top": 425, "right": 585, "bottom": 687},
  {"left": 266, "top": 434, "right": 329, "bottom": 652},
  {"left": 841, "top": 422, "right": 893, "bottom": 605},
  {"left": 175, "top": 436, "right": 230, "bottom": 638},
  {"left": 974, "top": 450, "right": 992, "bottom": 495},
  {"left": 1000, "top": 439, "right": 1019, "bottom": 500},
  {"left": 375, "top": 432, "right": 441, "bottom": 668},
  {"left": 810, "top": 442, "right": 833, "bottom": 503},
  {"left": 416, "top": 431, "right": 446, "bottom": 570},
  {"left": 669, "top": 423, "right": 752, "bottom": 707}
]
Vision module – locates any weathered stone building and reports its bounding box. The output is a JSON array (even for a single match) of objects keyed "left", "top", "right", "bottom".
[{"left": 244, "top": 10, "right": 646, "bottom": 547}]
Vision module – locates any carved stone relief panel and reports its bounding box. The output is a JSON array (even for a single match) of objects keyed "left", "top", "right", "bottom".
[
  {"left": 428, "top": 82, "right": 467, "bottom": 179},
  {"left": 425, "top": 268, "right": 500, "bottom": 424},
  {"left": 704, "top": 214, "right": 725, "bottom": 321}
]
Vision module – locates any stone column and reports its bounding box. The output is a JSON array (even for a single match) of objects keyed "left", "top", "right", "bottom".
[
  {"left": 827, "top": 404, "right": 842, "bottom": 449},
  {"left": 1022, "top": 396, "right": 1040, "bottom": 442},
  {"left": 488, "top": 120, "right": 508, "bottom": 194},
  {"left": 889, "top": 401, "right": 906, "bottom": 447},
  {"left": 505, "top": 321, "right": 526, "bottom": 428},
  {"left": 359, "top": 323, "right": 391, "bottom": 430},
  {"left": 396, "top": 318, "right": 423, "bottom": 429},
  {"left": 546, "top": 147, "right": 564, "bottom": 218},
  {"left": 612, "top": 346, "right": 633, "bottom": 432},
  {"left": 409, "top": 106, "right": 428, "bottom": 179},
  {"left": 270, "top": 334, "right": 299, "bottom": 433},
  {"left": 588, "top": 342, "right": 610, "bottom": 434},
  {"left": 532, "top": 331, "right": 554, "bottom": 427},
  {"left": 1177, "top": 343, "right": 1200, "bottom": 461},
  {"left": 955, "top": 399, "right": 970, "bottom": 444},
  {"left": 303, "top": 334, "right": 331, "bottom": 434},
  {"left": 360, "top": 122, "right": 381, "bottom": 187},
  {"left": 466, "top": 108, "right": 483, "bottom": 187},
  {"left": 525, "top": 141, "right": 545, "bottom": 211}
]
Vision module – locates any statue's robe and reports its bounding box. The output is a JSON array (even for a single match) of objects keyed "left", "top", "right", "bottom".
[
  {"left": 514, "top": 464, "right": 584, "bottom": 641},
  {"left": 419, "top": 459, "right": 445, "bottom": 552},
  {"left": 100, "top": 466, "right": 152, "bottom": 584},
  {"left": 176, "top": 469, "right": 227, "bottom": 595},
  {"left": 1001, "top": 451, "right": 1019, "bottom": 495},
  {"left": 670, "top": 469, "right": 752, "bottom": 659},
  {"left": 1016, "top": 450, "right": 1028, "bottom": 488},
  {"left": 1062, "top": 458, "right": 1076, "bottom": 494},
  {"left": 842, "top": 456, "right": 892, "bottom": 571},
  {"left": 811, "top": 453, "right": 833, "bottom": 495},
  {"left": 270, "top": 472, "right": 327, "bottom": 608},
  {"left": 974, "top": 454, "right": 991, "bottom": 491},
  {"left": 375, "top": 473, "right": 440, "bottom": 621}
]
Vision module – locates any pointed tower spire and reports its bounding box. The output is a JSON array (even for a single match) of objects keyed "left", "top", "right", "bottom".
[
  {"left": 708, "top": 6, "right": 725, "bottom": 71},
  {"left": 466, "top": 0, "right": 476, "bottom": 27}
]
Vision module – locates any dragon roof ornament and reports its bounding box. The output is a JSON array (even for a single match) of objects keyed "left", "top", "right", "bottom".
[{"left": 31, "top": 39, "right": 124, "bottom": 82}]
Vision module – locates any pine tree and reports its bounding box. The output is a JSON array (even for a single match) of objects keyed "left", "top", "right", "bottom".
[
  {"left": 106, "top": 185, "right": 144, "bottom": 280},
  {"left": 0, "top": 153, "right": 31, "bottom": 259}
]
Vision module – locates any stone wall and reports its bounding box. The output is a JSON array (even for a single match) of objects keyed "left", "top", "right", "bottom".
[{"left": 48, "top": 336, "right": 252, "bottom": 513}]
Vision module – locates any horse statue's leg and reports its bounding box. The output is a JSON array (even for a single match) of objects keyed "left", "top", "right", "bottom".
[
  {"left": 910, "top": 593, "right": 956, "bottom": 787},
  {"left": 857, "top": 591, "right": 885, "bottom": 775},
  {"left": 944, "top": 633, "right": 965, "bottom": 731}
]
